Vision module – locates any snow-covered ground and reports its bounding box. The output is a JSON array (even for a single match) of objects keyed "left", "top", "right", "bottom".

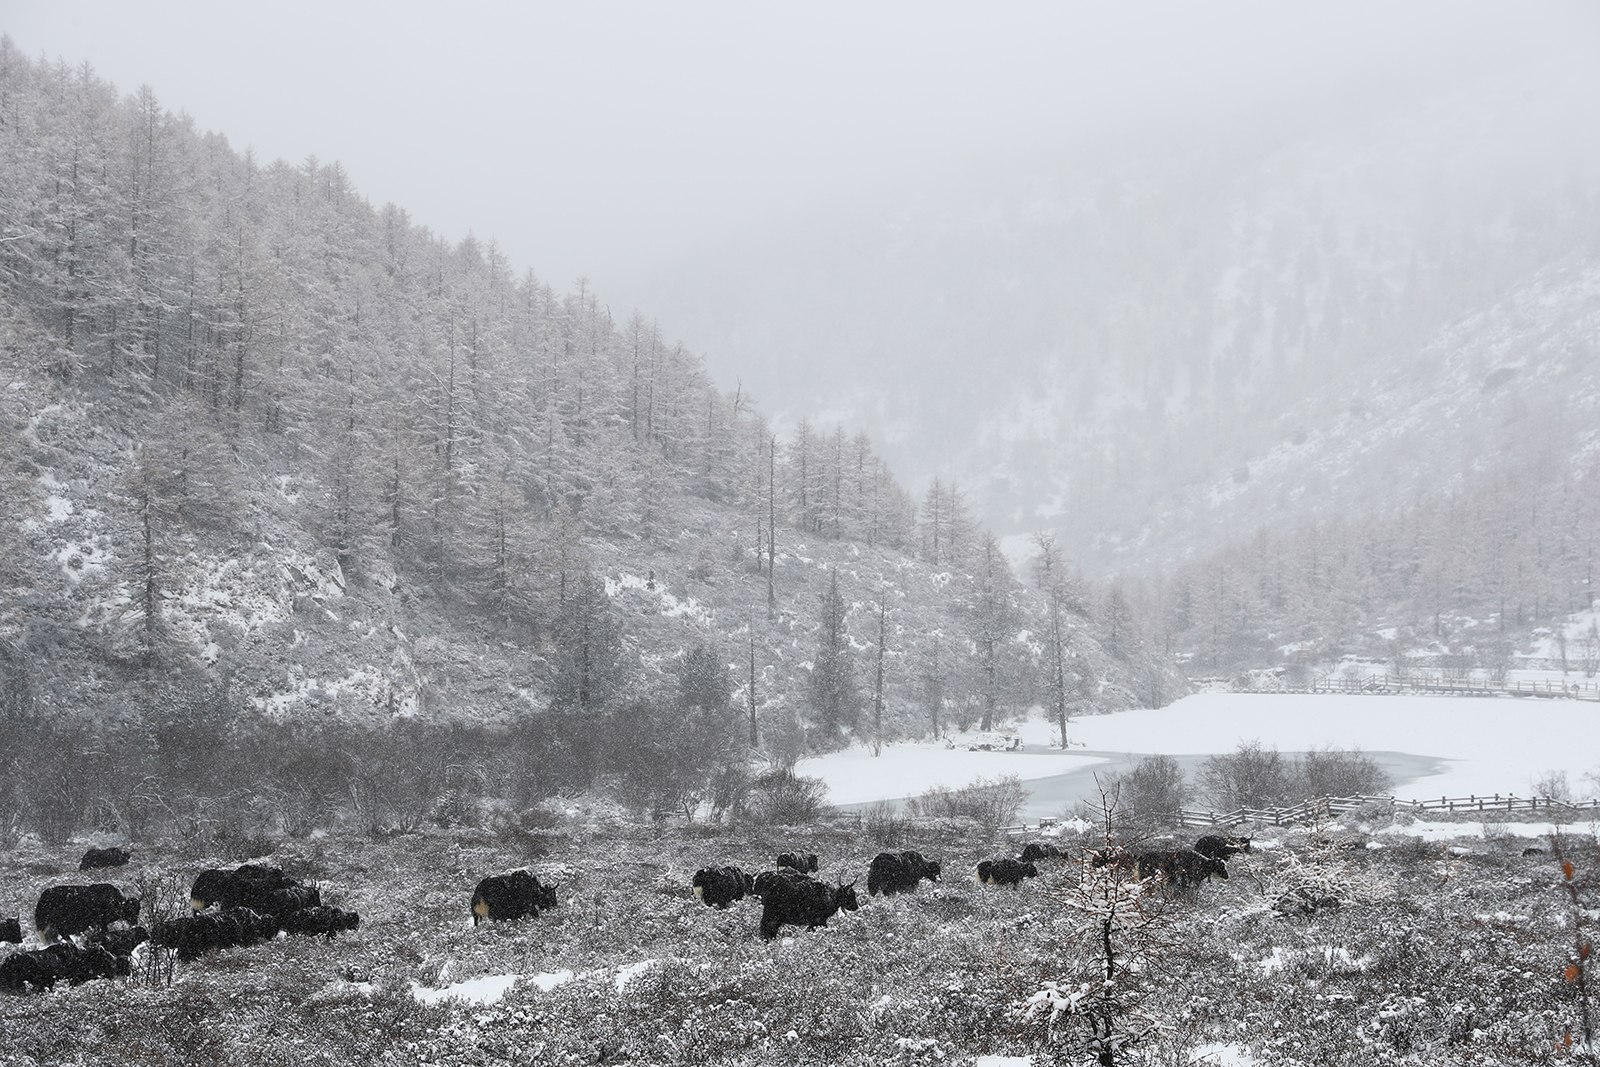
[{"left": 801, "top": 692, "right": 1600, "bottom": 817}]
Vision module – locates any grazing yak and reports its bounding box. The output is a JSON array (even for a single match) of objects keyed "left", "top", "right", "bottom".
[
  {"left": 775, "top": 851, "right": 819, "bottom": 873},
  {"left": 977, "top": 858, "right": 1039, "bottom": 887},
  {"left": 190, "top": 864, "right": 313, "bottom": 915},
  {"left": 281, "top": 906, "right": 360, "bottom": 938},
  {"left": 79, "top": 846, "right": 132, "bottom": 870},
  {"left": 0, "top": 917, "right": 20, "bottom": 944},
  {"left": 154, "top": 908, "right": 281, "bottom": 962},
  {"left": 1193, "top": 835, "right": 1252, "bottom": 861},
  {"left": 87, "top": 925, "right": 150, "bottom": 960},
  {"left": 1089, "top": 848, "right": 1136, "bottom": 872},
  {"left": 471, "top": 869, "right": 559, "bottom": 925},
  {"left": 756, "top": 871, "right": 859, "bottom": 939},
  {"left": 1135, "top": 848, "right": 1229, "bottom": 889},
  {"left": 34, "top": 883, "right": 141, "bottom": 941},
  {"left": 692, "top": 866, "right": 754, "bottom": 909},
  {"left": 0, "top": 942, "right": 122, "bottom": 991},
  {"left": 1018, "top": 843, "right": 1062, "bottom": 864},
  {"left": 867, "top": 850, "right": 941, "bottom": 897}
]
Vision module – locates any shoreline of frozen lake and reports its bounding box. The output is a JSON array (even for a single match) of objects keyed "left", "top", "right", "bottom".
[{"left": 802, "top": 692, "right": 1600, "bottom": 822}]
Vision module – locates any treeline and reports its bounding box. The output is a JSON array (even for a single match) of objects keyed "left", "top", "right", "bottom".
[
  {"left": 0, "top": 46, "right": 924, "bottom": 641},
  {"left": 0, "top": 667, "right": 818, "bottom": 847},
  {"left": 1138, "top": 454, "right": 1600, "bottom": 674}
]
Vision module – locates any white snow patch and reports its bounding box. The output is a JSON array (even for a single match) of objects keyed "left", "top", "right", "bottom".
[
  {"left": 527, "top": 969, "right": 574, "bottom": 992},
  {"left": 51, "top": 538, "right": 110, "bottom": 583},
  {"left": 606, "top": 572, "right": 712, "bottom": 623},
  {"left": 974, "top": 1057, "right": 1033, "bottom": 1067},
  {"left": 1186, "top": 1043, "right": 1259, "bottom": 1066},
  {"left": 615, "top": 959, "right": 662, "bottom": 991},
  {"left": 43, "top": 495, "right": 73, "bottom": 521},
  {"left": 410, "top": 973, "right": 518, "bottom": 1005}
]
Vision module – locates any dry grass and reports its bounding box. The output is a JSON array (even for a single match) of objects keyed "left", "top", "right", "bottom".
[{"left": 0, "top": 816, "right": 1594, "bottom": 1065}]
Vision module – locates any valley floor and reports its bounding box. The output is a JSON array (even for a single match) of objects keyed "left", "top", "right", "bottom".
[{"left": 1, "top": 810, "right": 1595, "bottom": 1065}]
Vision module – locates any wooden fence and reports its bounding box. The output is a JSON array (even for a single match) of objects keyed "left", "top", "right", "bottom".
[
  {"left": 1170, "top": 792, "right": 1600, "bottom": 828},
  {"left": 1240, "top": 674, "right": 1600, "bottom": 700}
]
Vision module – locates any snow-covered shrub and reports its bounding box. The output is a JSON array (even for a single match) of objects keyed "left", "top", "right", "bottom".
[
  {"left": 1292, "top": 745, "right": 1391, "bottom": 799},
  {"left": 743, "top": 769, "right": 830, "bottom": 826},
  {"left": 1101, "top": 754, "right": 1189, "bottom": 829},
  {"left": 864, "top": 800, "right": 910, "bottom": 847},
  {"left": 905, "top": 775, "right": 1026, "bottom": 835}
]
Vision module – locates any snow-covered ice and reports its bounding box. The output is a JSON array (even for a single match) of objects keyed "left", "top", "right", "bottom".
[
  {"left": 1048, "top": 692, "right": 1600, "bottom": 800},
  {"left": 801, "top": 692, "right": 1600, "bottom": 812},
  {"left": 796, "top": 742, "right": 1099, "bottom": 806}
]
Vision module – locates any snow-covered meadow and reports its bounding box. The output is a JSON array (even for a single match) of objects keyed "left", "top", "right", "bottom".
[{"left": 800, "top": 692, "right": 1600, "bottom": 819}]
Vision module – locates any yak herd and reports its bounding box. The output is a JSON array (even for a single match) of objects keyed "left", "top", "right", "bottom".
[
  {"left": 689, "top": 834, "right": 1251, "bottom": 941},
  {"left": 0, "top": 833, "right": 1251, "bottom": 993},
  {"left": 1, "top": 849, "right": 360, "bottom": 993}
]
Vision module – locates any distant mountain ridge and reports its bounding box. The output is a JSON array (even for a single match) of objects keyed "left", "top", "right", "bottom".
[{"left": 617, "top": 63, "right": 1600, "bottom": 579}]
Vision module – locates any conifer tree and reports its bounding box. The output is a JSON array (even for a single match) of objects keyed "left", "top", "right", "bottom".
[{"left": 807, "top": 567, "right": 858, "bottom": 741}]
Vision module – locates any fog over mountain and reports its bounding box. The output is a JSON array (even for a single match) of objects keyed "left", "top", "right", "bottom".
[{"left": 613, "top": 59, "right": 1600, "bottom": 577}]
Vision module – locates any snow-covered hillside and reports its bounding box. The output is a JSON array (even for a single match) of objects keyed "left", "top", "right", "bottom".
[{"left": 619, "top": 63, "right": 1600, "bottom": 579}]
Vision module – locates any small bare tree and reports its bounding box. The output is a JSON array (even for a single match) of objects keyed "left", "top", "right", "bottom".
[
  {"left": 1018, "top": 780, "right": 1170, "bottom": 1064},
  {"left": 1551, "top": 833, "right": 1599, "bottom": 1060}
]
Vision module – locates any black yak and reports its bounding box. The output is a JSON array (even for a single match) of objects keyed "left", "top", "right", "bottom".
[
  {"left": 280, "top": 906, "right": 360, "bottom": 938},
  {"left": 977, "top": 858, "right": 1039, "bottom": 887},
  {"left": 34, "top": 884, "right": 140, "bottom": 941},
  {"left": 1193, "top": 835, "right": 1252, "bottom": 861},
  {"left": 757, "top": 872, "right": 859, "bottom": 939},
  {"left": 692, "top": 866, "right": 754, "bottom": 909},
  {"left": 79, "top": 846, "right": 132, "bottom": 870},
  {"left": 190, "top": 864, "right": 300, "bottom": 913},
  {"left": 1134, "top": 848, "right": 1229, "bottom": 888},
  {"left": 154, "top": 908, "right": 280, "bottom": 962},
  {"left": 867, "top": 850, "right": 940, "bottom": 896},
  {"left": 775, "top": 851, "right": 819, "bottom": 873},
  {"left": 471, "top": 869, "right": 559, "bottom": 925},
  {"left": 0, "top": 942, "right": 121, "bottom": 991}
]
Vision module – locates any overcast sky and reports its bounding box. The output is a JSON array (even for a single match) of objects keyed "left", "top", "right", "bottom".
[{"left": 3, "top": 2, "right": 1594, "bottom": 292}]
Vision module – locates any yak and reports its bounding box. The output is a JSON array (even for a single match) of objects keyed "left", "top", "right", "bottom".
[
  {"left": 281, "top": 906, "right": 360, "bottom": 939},
  {"left": 775, "top": 851, "right": 819, "bottom": 873},
  {"left": 977, "top": 858, "right": 1039, "bottom": 887},
  {"left": 757, "top": 872, "right": 859, "bottom": 939},
  {"left": 34, "top": 883, "right": 140, "bottom": 941},
  {"left": 471, "top": 869, "right": 559, "bottom": 925},
  {"left": 1193, "top": 835, "right": 1252, "bottom": 861},
  {"left": 0, "top": 942, "right": 121, "bottom": 991},
  {"left": 692, "top": 866, "right": 754, "bottom": 909},
  {"left": 867, "top": 850, "right": 941, "bottom": 897},
  {"left": 79, "top": 846, "right": 132, "bottom": 871},
  {"left": 1134, "top": 848, "right": 1229, "bottom": 889}
]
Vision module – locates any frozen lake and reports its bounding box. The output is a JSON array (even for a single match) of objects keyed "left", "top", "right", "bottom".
[{"left": 802, "top": 691, "right": 1600, "bottom": 822}]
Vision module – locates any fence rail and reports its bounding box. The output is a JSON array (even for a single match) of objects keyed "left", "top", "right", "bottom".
[
  {"left": 1227, "top": 673, "right": 1600, "bottom": 700},
  {"left": 1169, "top": 792, "right": 1600, "bottom": 828}
]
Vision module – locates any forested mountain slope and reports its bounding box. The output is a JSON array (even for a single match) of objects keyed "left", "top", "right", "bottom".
[
  {"left": 619, "top": 64, "right": 1600, "bottom": 580},
  {"left": 1144, "top": 260, "right": 1600, "bottom": 674},
  {"left": 0, "top": 42, "right": 1181, "bottom": 799}
]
